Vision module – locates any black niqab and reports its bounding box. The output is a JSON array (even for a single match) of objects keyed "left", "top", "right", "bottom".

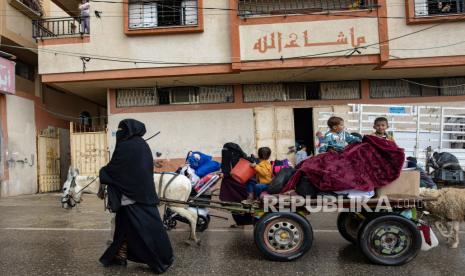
[{"left": 100, "top": 119, "right": 158, "bottom": 207}]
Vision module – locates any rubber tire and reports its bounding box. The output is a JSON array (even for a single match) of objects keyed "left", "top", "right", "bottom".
[
  {"left": 337, "top": 212, "right": 364, "bottom": 244},
  {"left": 358, "top": 214, "right": 422, "bottom": 266},
  {"left": 254, "top": 212, "right": 313, "bottom": 262}
]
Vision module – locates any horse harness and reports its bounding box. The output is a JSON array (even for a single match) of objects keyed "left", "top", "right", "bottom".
[{"left": 158, "top": 172, "right": 180, "bottom": 199}]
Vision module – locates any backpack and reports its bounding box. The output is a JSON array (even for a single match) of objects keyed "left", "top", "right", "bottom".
[
  {"left": 221, "top": 143, "right": 247, "bottom": 176},
  {"left": 271, "top": 159, "right": 290, "bottom": 176}
]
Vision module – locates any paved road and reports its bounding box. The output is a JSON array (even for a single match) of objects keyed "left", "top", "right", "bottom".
[{"left": 0, "top": 193, "right": 464, "bottom": 275}]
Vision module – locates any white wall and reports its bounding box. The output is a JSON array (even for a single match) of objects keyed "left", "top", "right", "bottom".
[
  {"left": 108, "top": 109, "right": 256, "bottom": 159},
  {"left": 1, "top": 96, "right": 38, "bottom": 196},
  {"left": 39, "top": 0, "right": 231, "bottom": 74}
]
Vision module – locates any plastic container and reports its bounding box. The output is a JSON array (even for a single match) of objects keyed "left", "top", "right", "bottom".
[{"left": 231, "top": 158, "right": 255, "bottom": 185}]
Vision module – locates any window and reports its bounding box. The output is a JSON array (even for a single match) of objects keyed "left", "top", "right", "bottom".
[
  {"left": 238, "top": 0, "right": 377, "bottom": 17},
  {"left": 116, "top": 85, "right": 233, "bottom": 107},
  {"left": 243, "top": 81, "right": 360, "bottom": 102},
  {"left": 319, "top": 81, "right": 361, "bottom": 100},
  {"left": 440, "top": 77, "right": 465, "bottom": 96},
  {"left": 414, "top": 0, "right": 465, "bottom": 17},
  {"left": 370, "top": 78, "right": 443, "bottom": 98},
  {"left": 116, "top": 87, "right": 158, "bottom": 107},
  {"left": 128, "top": 0, "right": 198, "bottom": 29},
  {"left": 15, "top": 60, "right": 35, "bottom": 81}
]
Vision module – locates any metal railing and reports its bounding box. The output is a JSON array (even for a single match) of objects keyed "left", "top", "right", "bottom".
[
  {"left": 32, "top": 17, "right": 89, "bottom": 39},
  {"left": 238, "top": 0, "right": 378, "bottom": 16},
  {"left": 414, "top": 0, "right": 465, "bottom": 17}
]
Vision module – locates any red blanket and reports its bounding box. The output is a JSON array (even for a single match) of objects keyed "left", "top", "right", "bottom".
[{"left": 283, "top": 135, "right": 405, "bottom": 192}]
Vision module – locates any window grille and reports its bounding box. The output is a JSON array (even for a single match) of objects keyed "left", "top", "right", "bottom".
[
  {"left": 116, "top": 88, "right": 158, "bottom": 107},
  {"left": 238, "top": 0, "right": 378, "bottom": 17},
  {"left": 370, "top": 79, "right": 414, "bottom": 98},
  {"left": 243, "top": 84, "right": 286, "bottom": 102},
  {"left": 320, "top": 81, "right": 361, "bottom": 100},
  {"left": 414, "top": 0, "right": 465, "bottom": 17},
  {"left": 198, "top": 86, "right": 234, "bottom": 103},
  {"left": 441, "top": 77, "right": 465, "bottom": 96},
  {"left": 128, "top": 0, "right": 198, "bottom": 29}
]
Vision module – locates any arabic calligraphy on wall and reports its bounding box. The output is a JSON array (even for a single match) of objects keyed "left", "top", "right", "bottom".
[
  {"left": 253, "top": 27, "right": 366, "bottom": 54},
  {"left": 240, "top": 18, "right": 380, "bottom": 61},
  {"left": 0, "top": 57, "right": 15, "bottom": 95}
]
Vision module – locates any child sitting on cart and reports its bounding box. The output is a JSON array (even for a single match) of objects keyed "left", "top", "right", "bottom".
[
  {"left": 243, "top": 147, "right": 273, "bottom": 204},
  {"left": 319, "top": 116, "right": 361, "bottom": 153}
]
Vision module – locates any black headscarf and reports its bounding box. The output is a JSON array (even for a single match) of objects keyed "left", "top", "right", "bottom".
[{"left": 100, "top": 119, "right": 158, "bottom": 210}]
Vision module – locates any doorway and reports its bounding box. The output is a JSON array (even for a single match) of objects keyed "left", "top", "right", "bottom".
[{"left": 293, "top": 108, "right": 314, "bottom": 155}]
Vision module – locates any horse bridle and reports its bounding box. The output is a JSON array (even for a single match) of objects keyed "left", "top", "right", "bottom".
[{"left": 62, "top": 175, "right": 99, "bottom": 208}]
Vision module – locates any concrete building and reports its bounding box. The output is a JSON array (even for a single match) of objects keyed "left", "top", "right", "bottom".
[
  {"left": 31, "top": 0, "right": 465, "bottom": 171},
  {"left": 0, "top": 0, "right": 104, "bottom": 197}
]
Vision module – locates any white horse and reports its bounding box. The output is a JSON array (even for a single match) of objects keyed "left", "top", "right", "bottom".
[{"left": 61, "top": 167, "right": 200, "bottom": 244}]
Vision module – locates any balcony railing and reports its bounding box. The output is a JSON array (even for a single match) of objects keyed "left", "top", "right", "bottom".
[
  {"left": 414, "top": 0, "right": 465, "bottom": 17},
  {"left": 32, "top": 17, "right": 89, "bottom": 39},
  {"left": 238, "top": 0, "right": 378, "bottom": 17}
]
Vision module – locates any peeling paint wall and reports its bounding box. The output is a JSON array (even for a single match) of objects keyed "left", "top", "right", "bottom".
[{"left": 1, "top": 95, "right": 38, "bottom": 196}]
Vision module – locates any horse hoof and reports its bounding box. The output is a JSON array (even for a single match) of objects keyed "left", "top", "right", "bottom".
[
  {"left": 195, "top": 240, "right": 201, "bottom": 246},
  {"left": 449, "top": 243, "right": 459, "bottom": 249}
]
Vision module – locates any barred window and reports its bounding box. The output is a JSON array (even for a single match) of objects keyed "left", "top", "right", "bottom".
[
  {"left": 243, "top": 84, "right": 286, "bottom": 102},
  {"left": 320, "top": 81, "right": 360, "bottom": 100},
  {"left": 199, "top": 86, "right": 234, "bottom": 104},
  {"left": 116, "top": 88, "right": 158, "bottom": 107},
  {"left": 370, "top": 78, "right": 445, "bottom": 98},
  {"left": 414, "top": 0, "right": 465, "bottom": 17},
  {"left": 440, "top": 77, "right": 465, "bottom": 96},
  {"left": 238, "top": 0, "right": 377, "bottom": 17},
  {"left": 128, "top": 0, "right": 198, "bottom": 29},
  {"left": 243, "top": 81, "right": 360, "bottom": 102},
  {"left": 117, "top": 85, "right": 233, "bottom": 107},
  {"left": 370, "top": 79, "right": 415, "bottom": 98}
]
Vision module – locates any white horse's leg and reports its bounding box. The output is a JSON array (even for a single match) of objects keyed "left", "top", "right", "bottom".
[{"left": 170, "top": 206, "right": 199, "bottom": 245}]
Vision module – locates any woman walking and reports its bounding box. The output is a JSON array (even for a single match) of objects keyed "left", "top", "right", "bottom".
[{"left": 99, "top": 119, "right": 173, "bottom": 273}]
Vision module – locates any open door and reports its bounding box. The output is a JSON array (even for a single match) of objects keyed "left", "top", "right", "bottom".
[{"left": 254, "top": 107, "right": 295, "bottom": 161}]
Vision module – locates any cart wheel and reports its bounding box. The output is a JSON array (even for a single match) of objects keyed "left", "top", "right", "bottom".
[
  {"left": 254, "top": 212, "right": 313, "bottom": 262},
  {"left": 358, "top": 214, "right": 422, "bottom": 266},
  {"left": 163, "top": 209, "right": 177, "bottom": 230},
  {"left": 337, "top": 212, "right": 364, "bottom": 244},
  {"left": 196, "top": 215, "right": 210, "bottom": 232}
]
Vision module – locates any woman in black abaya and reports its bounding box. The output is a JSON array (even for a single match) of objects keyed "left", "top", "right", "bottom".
[{"left": 99, "top": 119, "right": 173, "bottom": 273}]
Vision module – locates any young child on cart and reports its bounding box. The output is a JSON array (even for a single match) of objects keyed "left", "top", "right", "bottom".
[
  {"left": 319, "top": 116, "right": 361, "bottom": 153},
  {"left": 243, "top": 147, "right": 273, "bottom": 204},
  {"left": 372, "top": 117, "right": 395, "bottom": 141}
]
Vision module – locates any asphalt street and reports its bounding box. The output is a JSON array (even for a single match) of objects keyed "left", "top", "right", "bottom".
[{"left": 0, "top": 193, "right": 464, "bottom": 276}]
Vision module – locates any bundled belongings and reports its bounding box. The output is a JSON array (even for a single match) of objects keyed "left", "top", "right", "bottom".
[
  {"left": 187, "top": 151, "right": 221, "bottom": 178},
  {"left": 268, "top": 167, "right": 295, "bottom": 194},
  {"left": 271, "top": 159, "right": 291, "bottom": 176},
  {"left": 282, "top": 135, "right": 405, "bottom": 193}
]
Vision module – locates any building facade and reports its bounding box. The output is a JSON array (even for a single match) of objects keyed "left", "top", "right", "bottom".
[
  {"left": 34, "top": 0, "right": 465, "bottom": 170},
  {"left": 0, "top": 0, "right": 104, "bottom": 197}
]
